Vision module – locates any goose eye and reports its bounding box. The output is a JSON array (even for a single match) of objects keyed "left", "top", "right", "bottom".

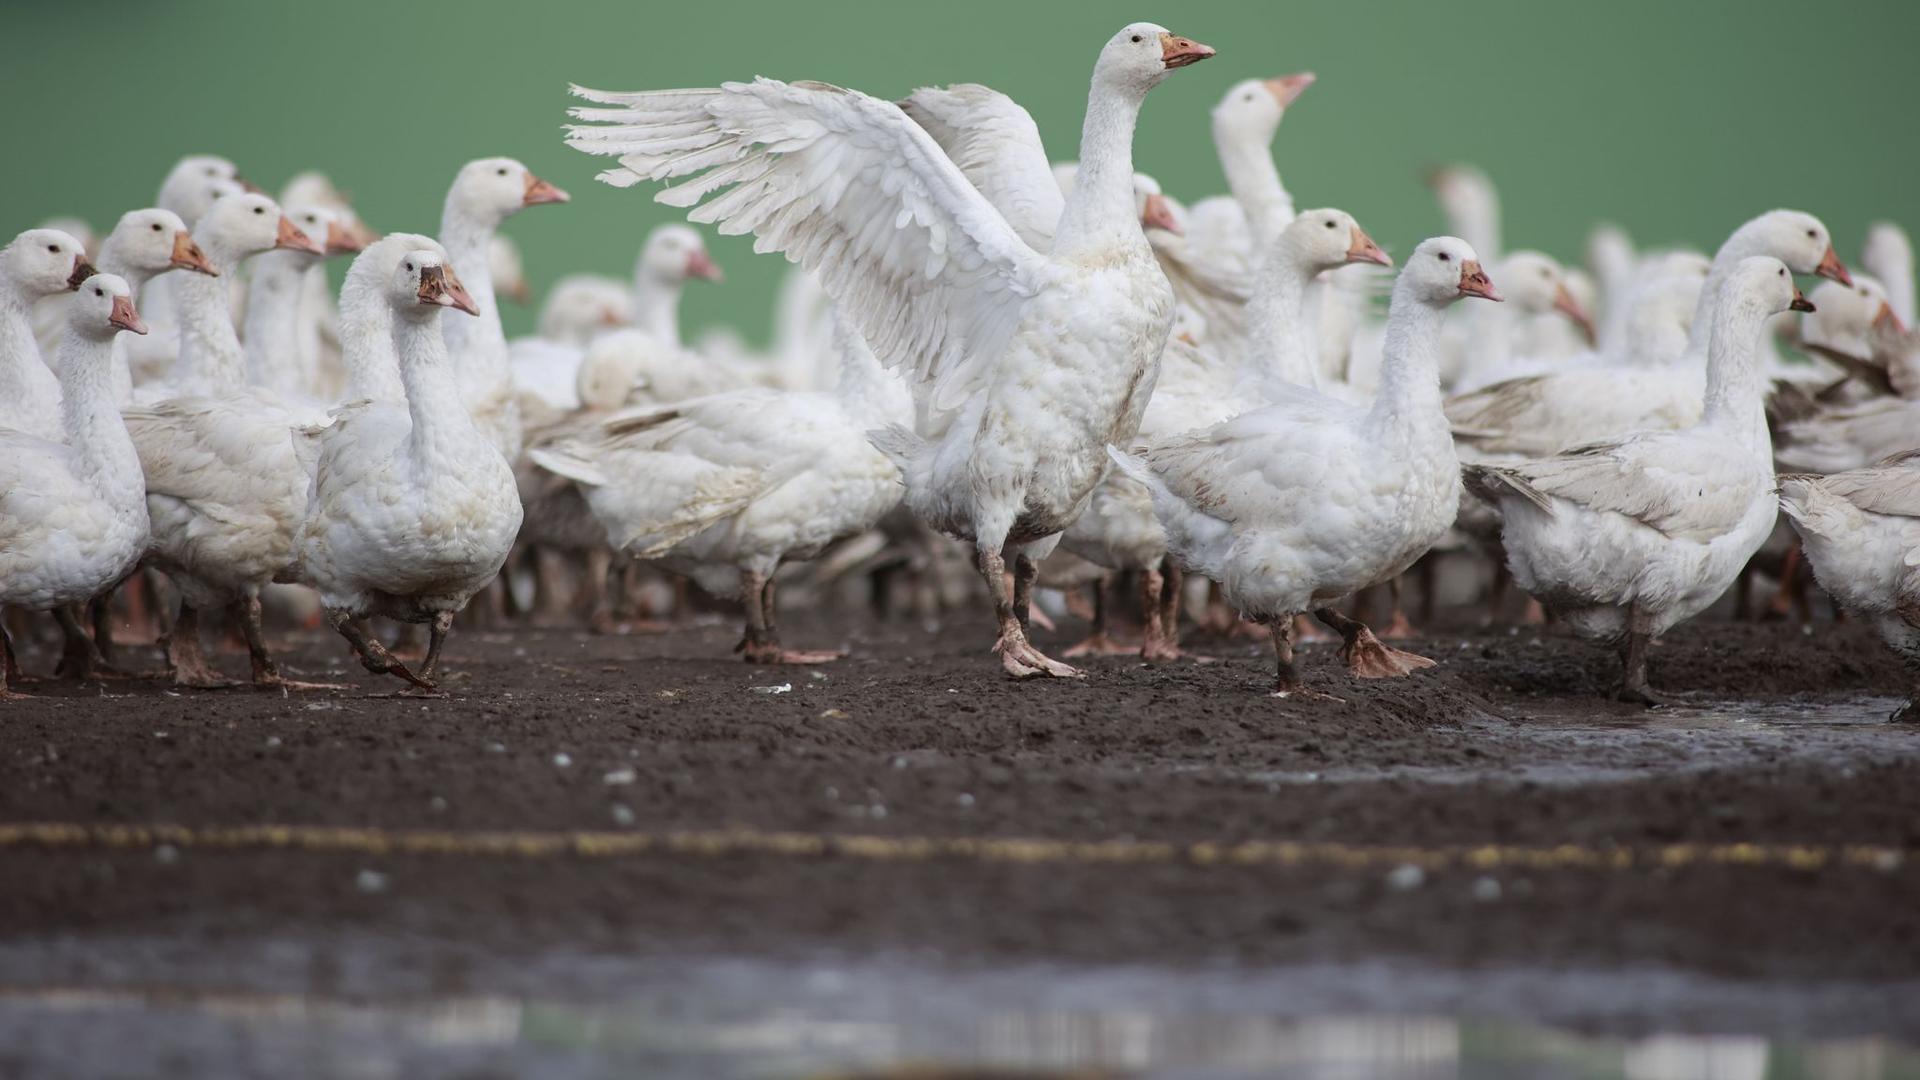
[
  {"left": 94, "top": 288, "right": 103, "bottom": 296},
  {"left": 253, "top": 207, "right": 264, "bottom": 215},
  {"left": 1778, "top": 268, "right": 1786, "bottom": 277},
  {"left": 1324, "top": 220, "right": 1336, "bottom": 230},
  {"left": 1438, "top": 252, "right": 1451, "bottom": 262},
  {"left": 151, "top": 223, "right": 163, "bottom": 232},
  {"left": 404, "top": 262, "right": 414, "bottom": 271},
  {"left": 47, "top": 244, "right": 59, "bottom": 253},
  {"left": 496, "top": 168, "right": 508, "bottom": 176},
  {"left": 1130, "top": 34, "right": 1142, "bottom": 42}
]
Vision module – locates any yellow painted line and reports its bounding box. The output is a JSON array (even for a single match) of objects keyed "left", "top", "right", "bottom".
[{"left": 0, "top": 822, "right": 1907, "bottom": 873}]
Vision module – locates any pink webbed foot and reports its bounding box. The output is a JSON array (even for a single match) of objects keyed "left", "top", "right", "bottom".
[{"left": 1339, "top": 627, "right": 1436, "bottom": 679}]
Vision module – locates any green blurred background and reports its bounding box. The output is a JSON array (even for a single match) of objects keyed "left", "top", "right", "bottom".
[{"left": 5, "top": 0, "right": 1915, "bottom": 341}]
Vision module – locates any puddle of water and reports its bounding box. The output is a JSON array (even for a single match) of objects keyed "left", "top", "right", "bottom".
[{"left": 2, "top": 955, "right": 1918, "bottom": 1079}]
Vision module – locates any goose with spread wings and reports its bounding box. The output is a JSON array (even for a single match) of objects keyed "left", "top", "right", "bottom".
[{"left": 563, "top": 22, "right": 1215, "bottom": 679}]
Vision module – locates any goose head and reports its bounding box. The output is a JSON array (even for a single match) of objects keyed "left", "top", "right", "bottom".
[
  {"left": 1498, "top": 251, "right": 1593, "bottom": 339},
  {"left": 283, "top": 205, "right": 364, "bottom": 258},
  {"left": 1093, "top": 23, "right": 1215, "bottom": 95},
  {"left": 637, "top": 224, "right": 723, "bottom": 287},
  {"left": 1401, "top": 237, "right": 1501, "bottom": 305},
  {"left": 1211, "top": 74, "right": 1314, "bottom": 145},
  {"left": 1276, "top": 208, "right": 1392, "bottom": 274},
  {"left": 69, "top": 274, "right": 147, "bottom": 339},
  {"left": 539, "top": 274, "right": 632, "bottom": 344},
  {"left": 391, "top": 250, "right": 480, "bottom": 321},
  {"left": 4, "top": 228, "right": 96, "bottom": 298},
  {"left": 103, "top": 208, "right": 215, "bottom": 279},
  {"left": 1802, "top": 275, "right": 1899, "bottom": 355},
  {"left": 1863, "top": 221, "right": 1912, "bottom": 277},
  {"left": 447, "top": 157, "right": 570, "bottom": 227},
  {"left": 1132, "top": 174, "right": 1183, "bottom": 236},
  {"left": 158, "top": 155, "right": 256, "bottom": 225},
  {"left": 195, "top": 193, "right": 324, "bottom": 267},
  {"left": 1733, "top": 211, "right": 1850, "bottom": 284},
  {"left": 1728, "top": 256, "right": 1815, "bottom": 321},
  {"left": 281, "top": 170, "right": 382, "bottom": 249},
  {"left": 343, "top": 232, "right": 446, "bottom": 304}
]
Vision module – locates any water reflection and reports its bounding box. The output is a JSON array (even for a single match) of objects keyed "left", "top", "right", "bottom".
[{"left": 0, "top": 984, "right": 1913, "bottom": 1079}]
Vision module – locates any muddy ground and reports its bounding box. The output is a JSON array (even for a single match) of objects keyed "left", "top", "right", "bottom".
[{"left": 3, "top": 604, "right": 1920, "bottom": 1066}]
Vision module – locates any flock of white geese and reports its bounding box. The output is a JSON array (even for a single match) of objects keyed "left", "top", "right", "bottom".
[{"left": 3, "top": 22, "right": 1917, "bottom": 714}]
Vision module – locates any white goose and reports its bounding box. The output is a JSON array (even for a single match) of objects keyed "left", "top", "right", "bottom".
[
  {"left": 572, "top": 225, "right": 731, "bottom": 411},
  {"left": 1774, "top": 278, "right": 1917, "bottom": 475},
  {"left": 1863, "top": 221, "right": 1914, "bottom": 329},
  {"left": 88, "top": 209, "right": 215, "bottom": 406},
  {"left": 1447, "top": 210, "right": 1850, "bottom": 458},
  {"left": 530, "top": 313, "right": 910, "bottom": 663},
  {"left": 437, "top": 157, "right": 569, "bottom": 459},
  {"left": 1113, "top": 237, "right": 1501, "bottom": 698},
  {"left": 509, "top": 272, "right": 631, "bottom": 418},
  {"left": 299, "top": 248, "right": 523, "bottom": 691},
  {"left": 243, "top": 205, "right": 366, "bottom": 400},
  {"left": 0, "top": 276, "right": 150, "bottom": 696},
  {"left": 0, "top": 229, "right": 95, "bottom": 442},
  {"left": 122, "top": 193, "right": 330, "bottom": 689},
  {"left": 131, "top": 156, "right": 251, "bottom": 387},
  {"left": 1778, "top": 451, "right": 1920, "bottom": 721},
  {"left": 279, "top": 171, "right": 382, "bottom": 401},
  {"left": 1450, "top": 251, "right": 1596, "bottom": 394},
  {"left": 564, "top": 22, "right": 1216, "bottom": 679},
  {"left": 1465, "top": 258, "right": 1811, "bottom": 703}
]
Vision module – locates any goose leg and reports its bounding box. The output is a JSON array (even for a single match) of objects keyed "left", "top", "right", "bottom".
[
  {"left": 238, "top": 595, "right": 349, "bottom": 691},
  {"left": 1890, "top": 606, "right": 1920, "bottom": 723},
  {"left": 1149, "top": 561, "right": 1195, "bottom": 661},
  {"left": 1612, "top": 628, "right": 1670, "bottom": 707},
  {"left": 738, "top": 570, "right": 841, "bottom": 664},
  {"left": 1381, "top": 576, "right": 1418, "bottom": 639},
  {"left": 53, "top": 605, "right": 115, "bottom": 681},
  {"left": 1064, "top": 575, "right": 1134, "bottom": 657},
  {"left": 162, "top": 603, "right": 240, "bottom": 689},
  {"left": 1139, "top": 565, "right": 1180, "bottom": 662},
  {"left": 418, "top": 611, "right": 457, "bottom": 682},
  {"left": 982, "top": 544, "right": 1082, "bottom": 679},
  {"left": 1313, "top": 606, "right": 1435, "bottom": 679},
  {"left": 0, "top": 615, "right": 31, "bottom": 700},
  {"left": 326, "top": 609, "right": 433, "bottom": 691},
  {"left": 1268, "top": 615, "right": 1345, "bottom": 702}
]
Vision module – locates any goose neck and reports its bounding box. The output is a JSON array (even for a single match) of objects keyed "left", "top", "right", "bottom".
[
  {"left": 437, "top": 209, "right": 502, "bottom": 357},
  {"left": 0, "top": 286, "right": 50, "bottom": 416},
  {"left": 1050, "top": 83, "right": 1148, "bottom": 260},
  {"left": 171, "top": 240, "right": 247, "bottom": 388},
  {"left": 1213, "top": 118, "right": 1289, "bottom": 246},
  {"left": 337, "top": 274, "right": 408, "bottom": 403},
  {"left": 53, "top": 331, "right": 142, "bottom": 494},
  {"left": 394, "top": 310, "right": 486, "bottom": 465},
  {"left": 1367, "top": 293, "right": 1449, "bottom": 435},
  {"left": 1699, "top": 293, "right": 1772, "bottom": 438},
  {"left": 1242, "top": 247, "right": 1320, "bottom": 388},
  {"left": 243, "top": 254, "right": 307, "bottom": 395},
  {"left": 631, "top": 271, "right": 683, "bottom": 348}
]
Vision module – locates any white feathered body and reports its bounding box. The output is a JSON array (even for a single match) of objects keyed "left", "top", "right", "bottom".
[
  {"left": 1780, "top": 461, "right": 1920, "bottom": 656},
  {"left": 1124, "top": 383, "right": 1461, "bottom": 619},
  {"left": 1488, "top": 429, "right": 1776, "bottom": 641},
  {"left": 299, "top": 401, "right": 523, "bottom": 620},
  {"left": 895, "top": 258, "right": 1171, "bottom": 548},
  {"left": 124, "top": 389, "right": 316, "bottom": 608}
]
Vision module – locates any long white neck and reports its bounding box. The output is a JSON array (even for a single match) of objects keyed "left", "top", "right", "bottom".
[
  {"left": 1242, "top": 245, "right": 1323, "bottom": 388},
  {"left": 1213, "top": 118, "right": 1289, "bottom": 248},
  {"left": 1687, "top": 230, "right": 1767, "bottom": 356},
  {"left": 337, "top": 273, "right": 408, "bottom": 403},
  {"left": 438, "top": 206, "right": 503, "bottom": 361},
  {"left": 53, "top": 329, "right": 143, "bottom": 498},
  {"left": 1698, "top": 291, "right": 1773, "bottom": 440},
  {"left": 243, "top": 251, "right": 310, "bottom": 395},
  {"left": 1051, "top": 82, "right": 1149, "bottom": 260},
  {"left": 0, "top": 284, "right": 63, "bottom": 438},
  {"left": 1367, "top": 291, "right": 1450, "bottom": 438},
  {"left": 631, "top": 269, "right": 683, "bottom": 347},
  {"left": 1877, "top": 258, "right": 1916, "bottom": 328},
  {"left": 394, "top": 309, "right": 488, "bottom": 468},
  {"left": 172, "top": 237, "right": 248, "bottom": 388},
  {"left": 94, "top": 248, "right": 158, "bottom": 406}
]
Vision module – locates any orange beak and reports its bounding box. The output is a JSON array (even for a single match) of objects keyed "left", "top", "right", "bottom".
[
  {"left": 506, "top": 278, "right": 533, "bottom": 305},
  {"left": 1140, "top": 193, "right": 1182, "bottom": 236},
  {"left": 66, "top": 255, "right": 97, "bottom": 291},
  {"left": 1789, "top": 286, "right": 1815, "bottom": 313},
  {"left": 1264, "top": 72, "right": 1316, "bottom": 108},
  {"left": 324, "top": 220, "right": 367, "bottom": 256},
  {"left": 1553, "top": 282, "right": 1597, "bottom": 344},
  {"left": 109, "top": 294, "right": 148, "bottom": 335},
  {"left": 170, "top": 231, "right": 217, "bottom": 275},
  {"left": 235, "top": 174, "right": 264, "bottom": 195},
  {"left": 1815, "top": 244, "right": 1852, "bottom": 286},
  {"left": 599, "top": 306, "right": 626, "bottom": 327},
  {"left": 1874, "top": 302, "right": 1905, "bottom": 335},
  {"left": 685, "top": 248, "right": 724, "bottom": 282},
  {"left": 419, "top": 263, "right": 482, "bottom": 317},
  {"left": 1345, "top": 225, "right": 1392, "bottom": 268},
  {"left": 347, "top": 218, "right": 381, "bottom": 248},
  {"left": 275, "top": 215, "right": 324, "bottom": 255},
  {"left": 1458, "top": 260, "right": 1502, "bottom": 301},
  {"left": 523, "top": 172, "right": 570, "bottom": 207},
  {"left": 1159, "top": 32, "right": 1216, "bottom": 69}
]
